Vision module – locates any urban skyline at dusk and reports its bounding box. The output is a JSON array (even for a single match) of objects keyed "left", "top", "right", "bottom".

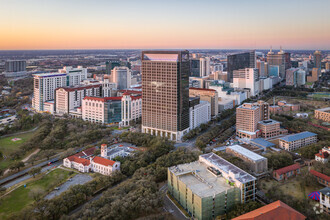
[{"left": 1, "top": 0, "right": 330, "bottom": 50}]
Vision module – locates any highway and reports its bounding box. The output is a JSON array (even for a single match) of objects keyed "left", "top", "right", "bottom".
[{"left": 0, "top": 160, "right": 61, "bottom": 188}]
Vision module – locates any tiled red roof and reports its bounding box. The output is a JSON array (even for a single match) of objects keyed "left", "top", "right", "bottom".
[
  {"left": 315, "top": 151, "right": 329, "bottom": 159},
  {"left": 233, "top": 200, "right": 306, "bottom": 220},
  {"left": 67, "top": 156, "right": 90, "bottom": 166},
  {"left": 189, "top": 87, "right": 216, "bottom": 92},
  {"left": 83, "top": 96, "right": 122, "bottom": 102},
  {"left": 310, "top": 169, "right": 330, "bottom": 182},
  {"left": 74, "top": 147, "right": 96, "bottom": 157},
  {"left": 92, "top": 156, "right": 116, "bottom": 167},
  {"left": 274, "top": 164, "right": 300, "bottom": 175}
]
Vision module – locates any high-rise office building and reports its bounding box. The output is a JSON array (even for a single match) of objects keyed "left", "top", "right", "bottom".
[
  {"left": 111, "top": 66, "right": 131, "bottom": 90},
  {"left": 190, "top": 57, "right": 210, "bottom": 77},
  {"left": 286, "top": 68, "right": 306, "bottom": 87},
  {"left": 105, "top": 60, "right": 121, "bottom": 75},
  {"left": 267, "top": 48, "right": 286, "bottom": 79},
  {"left": 141, "top": 51, "right": 190, "bottom": 141},
  {"left": 256, "top": 60, "right": 266, "bottom": 77},
  {"left": 227, "top": 51, "right": 256, "bottom": 82},
  {"left": 5, "top": 60, "right": 26, "bottom": 72},
  {"left": 314, "top": 51, "right": 322, "bottom": 69},
  {"left": 284, "top": 52, "right": 291, "bottom": 70},
  {"left": 233, "top": 68, "right": 259, "bottom": 97}
]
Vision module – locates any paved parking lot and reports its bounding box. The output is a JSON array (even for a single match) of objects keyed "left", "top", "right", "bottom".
[{"left": 45, "top": 174, "right": 93, "bottom": 200}]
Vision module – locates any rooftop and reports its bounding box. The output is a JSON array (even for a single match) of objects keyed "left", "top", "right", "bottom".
[
  {"left": 274, "top": 164, "right": 300, "bottom": 175},
  {"left": 316, "top": 107, "right": 330, "bottom": 113},
  {"left": 258, "top": 119, "right": 280, "bottom": 126},
  {"left": 169, "top": 161, "right": 232, "bottom": 198},
  {"left": 92, "top": 156, "right": 116, "bottom": 167},
  {"left": 232, "top": 200, "right": 306, "bottom": 220},
  {"left": 250, "top": 138, "right": 275, "bottom": 148},
  {"left": 319, "top": 187, "right": 330, "bottom": 196},
  {"left": 227, "top": 145, "right": 266, "bottom": 162},
  {"left": 189, "top": 87, "right": 216, "bottom": 92},
  {"left": 56, "top": 84, "right": 101, "bottom": 92},
  {"left": 200, "top": 153, "right": 256, "bottom": 184},
  {"left": 67, "top": 156, "right": 90, "bottom": 166},
  {"left": 33, "top": 72, "right": 67, "bottom": 78},
  {"left": 279, "top": 131, "right": 317, "bottom": 142},
  {"left": 310, "top": 169, "right": 330, "bottom": 182}
]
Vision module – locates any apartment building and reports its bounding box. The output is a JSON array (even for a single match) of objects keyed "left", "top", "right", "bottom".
[
  {"left": 320, "top": 187, "right": 330, "bottom": 215},
  {"left": 168, "top": 153, "right": 256, "bottom": 220},
  {"left": 315, "top": 107, "right": 330, "bottom": 123},
  {"left": 55, "top": 84, "right": 101, "bottom": 115},
  {"left": 189, "top": 87, "right": 218, "bottom": 116},
  {"left": 189, "top": 99, "right": 211, "bottom": 130},
  {"left": 226, "top": 145, "right": 268, "bottom": 174},
  {"left": 32, "top": 66, "right": 87, "bottom": 112},
  {"left": 278, "top": 131, "right": 317, "bottom": 151}
]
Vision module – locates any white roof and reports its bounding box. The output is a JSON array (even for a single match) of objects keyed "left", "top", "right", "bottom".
[{"left": 228, "top": 145, "right": 266, "bottom": 162}]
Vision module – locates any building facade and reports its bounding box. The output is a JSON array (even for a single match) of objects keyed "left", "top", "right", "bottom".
[
  {"left": 278, "top": 131, "right": 317, "bottom": 151},
  {"left": 189, "top": 87, "right": 218, "bottom": 116},
  {"left": 227, "top": 51, "right": 256, "bottom": 82},
  {"left": 121, "top": 93, "right": 142, "bottom": 126},
  {"left": 226, "top": 145, "right": 268, "bottom": 174},
  {"left": 273, "top": 164, "right": 301, "bottom": 181},
  {"left": 111, "top": 66, "right": 131, "bottom": 90},
  {"left": 189, "top": 100, "right": 211, "bottom": 130},
  {"left": 55, "top": 84, "right": 101, "bottom": 115},
  {"left": 141, "top": 51, "right": 190, "bottom": 141},
  {"left": 5, "top": 60, "right": 26, "bottom": 72},
  {"left": 315, "top": 107, "right": 330, "bottom": 122},
  {"left": 233, "top": 68, "right": 259, "bottom": 97}
]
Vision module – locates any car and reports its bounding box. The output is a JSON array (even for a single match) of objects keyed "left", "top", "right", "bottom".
[
  {"left": 54, "top": 187, "right": 60, "bottom": 190},
  {"left": 68, "top": 178, "right": 72, "bottom": 181}
]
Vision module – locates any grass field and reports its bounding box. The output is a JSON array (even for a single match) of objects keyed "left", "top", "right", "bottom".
[
  {"left": 0, "top": 168, "right": 74, "bottom": 219},
  {"left": 0, "top": 129, "right": 38, "bottom": 170}
]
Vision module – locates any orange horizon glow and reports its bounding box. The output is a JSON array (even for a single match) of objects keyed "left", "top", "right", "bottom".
[{"left": 1, "top": 0, "right": 330, "bottom": 50}]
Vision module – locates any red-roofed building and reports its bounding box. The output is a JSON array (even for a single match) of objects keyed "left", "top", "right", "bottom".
[
  {"left": 273, "top": 164, "right": 301, "bottom": 181},
  {"left": 91, "top": 156, "right": 120, "bottom": 176},
  {"left": 74, "top": 147, "right": 96, "bottom": 158},
  {"left": 233, "top": 200, "right": 306, "bottom": 220},
  {"left": 315, "top": 147, "right": 330, "bottom": 164},
  {"left": 310, "top": 169, "right": 330, "bottom": 187},
  {"left": 63, "top": 156, "right": 91, "bottom": 173},
  {"left": 63, "top": 154, "right": 120, "bottom": 176}
]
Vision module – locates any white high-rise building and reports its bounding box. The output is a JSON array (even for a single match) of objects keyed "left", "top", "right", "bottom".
[
  {"left": 32, "top": 66, "right": 88, "bottom": 112},
  {"left": 121, "top": 93, "right": 142, "bottom": 126},
  {"left": 111, "top": 66, "right": 131, "bottom": 90},
  {"left": 189, "top": 100, "right": 211, "bottom": 130},
  {"left": 233, "top": 68, "right": 260, "bottom": 97},
  {"left": 200, "top": 57, "right": 211, "bottom": 76}
]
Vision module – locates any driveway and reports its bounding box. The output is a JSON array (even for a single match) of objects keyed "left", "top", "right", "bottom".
[{"left": 45, "top": 173, "right": 93, "bottom": 200}]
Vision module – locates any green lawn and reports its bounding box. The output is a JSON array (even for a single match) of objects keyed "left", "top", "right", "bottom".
[
  {"left": 0, "top": 168, "right": 75, "bottom": 219},
  {"left": 0, "top": 129, "right": 38, "bottom": 169},
  {"left": 0, "top": 131, "right": 37, "bottom": 155}
]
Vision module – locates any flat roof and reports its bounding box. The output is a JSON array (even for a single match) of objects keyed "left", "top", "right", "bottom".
[
  {"left": 258, "top": 119, "right": 280, "bottom": 126},
  {"left": 227, "top": 145, "right": 266, "bottom": 162},
  {"left": 250, "top": 138, "right": 275, "bottom": 148},
  {"left": 169, "top": 161, "right": 232, "bottom": 198},
  {"left": 316, "top": 107, "right": 330, "bottom": 112},
  {"left": 33, "top": 72, "right": 66, "bottom": 77},
  {"left": 279, "top": 131, "right": 317, "bottom": 142},
  {"left": 200, "top": 153, "right": 256, "bottom": 184}
]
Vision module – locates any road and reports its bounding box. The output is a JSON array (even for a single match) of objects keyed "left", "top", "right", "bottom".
[
  {"left": 45, "top": 173, "right": 93, "bottom": 200},
  {"left": 0, "top": 160, "right": 61, "bottom": 188},
  {"left": 160, "top": 185, "right": 188, "bottom": 220}
]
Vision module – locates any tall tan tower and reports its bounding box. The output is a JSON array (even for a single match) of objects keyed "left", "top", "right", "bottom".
[{"left": 141, "top": 51, "right": 190, "bottom": 141}]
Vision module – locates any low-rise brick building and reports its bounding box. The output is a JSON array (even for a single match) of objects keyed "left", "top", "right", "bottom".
[{"left": 273, "top": 164, "right": 301, "bottom": 181}]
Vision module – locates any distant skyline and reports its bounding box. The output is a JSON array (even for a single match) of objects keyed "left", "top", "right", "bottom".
[{"left": 1, "top": 0, "right": 330, "bottom": 50}]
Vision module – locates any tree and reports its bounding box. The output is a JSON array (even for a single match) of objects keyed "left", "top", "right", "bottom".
[
  {"left": 29, "top": 187, "right": 45, "bottom": 202},
  {"left": 0, "top": 168, "right": 4, "bottom": 176},
  {"left": 28, "top": 167, "right": 42, "bottom": 178},
  {"left": 10, "top": 161, "right": 25, "bottom": 171}
]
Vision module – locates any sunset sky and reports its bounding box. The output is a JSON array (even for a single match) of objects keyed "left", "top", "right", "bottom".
[{"left": 1, "top": 0, "right": 330, "bottom": 50}]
